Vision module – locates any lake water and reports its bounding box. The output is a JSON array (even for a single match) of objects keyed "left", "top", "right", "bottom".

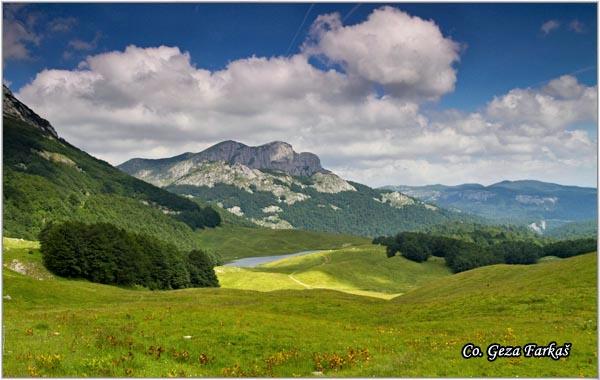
[{"left": 223, "top": 250, "right": 322, "bottom": 268}]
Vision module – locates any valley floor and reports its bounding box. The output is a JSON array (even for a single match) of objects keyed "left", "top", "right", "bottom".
[
  {"left": 195, "top": 226, "right": 369, "bottom": 262},
  {"left": 1, "top": 238, "right": 597, "bottom": 377},
  {"left": 217, "top": 245, "right": 450, "bottom": 299}
]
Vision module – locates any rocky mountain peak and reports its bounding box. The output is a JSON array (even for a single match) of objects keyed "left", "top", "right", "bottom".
[
  {"left": 258, "top": 141, "right": 294, "bottom": 161},
  {"left": 183, "top": 140, "right": 327, "bottom": 177},
  {"left": 212, "top": 140, "right": 247, "bottom": 151},
  {"left": 119, "top": 139, "right": 330, "bottom": 185},
  {"left": 3, "top": 85, "right": 59, "bottom": 138},
  {"left": 266, "top": 141, "right": 291, "bottom": 147},
  {"left": 263, "top": 141, "right": 292, "bottom": 150}
]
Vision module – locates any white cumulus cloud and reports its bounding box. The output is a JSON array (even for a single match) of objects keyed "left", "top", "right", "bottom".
[
  {"left": 3, "top": 4, "right": 41, "bottom": 61},
  {"left": 303, "top": 6, "right": 460, "bottom": 100},
  {"left": 15, "top": 6, "right": 597, "bottom": 187},
  {"left": 541, "top": 20, "right": 560, "bottom": 35}
]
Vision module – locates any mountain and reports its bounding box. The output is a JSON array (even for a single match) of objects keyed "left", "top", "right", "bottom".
[
  {"left": 119, "top": 142, "right": 472, "bottom": 237},
  {"left": 2, "top": 85, "right": 221, "bottom": 251},
  {"left": 382, "top": 180, "right": 597, "bottom": 232},
  {"left": 3, "top": 85, "right": 59, "bottom": 138},
  {"left": 119, "top": 140, "right": 327, "bottom": 183}
]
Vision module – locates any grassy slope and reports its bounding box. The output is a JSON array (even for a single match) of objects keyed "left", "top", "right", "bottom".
[
  {"left": 196, "top": 225, "right": 369, "bottom": 262},
  {"left": 2, "top": 238, "right": 597, "bottom": 377},
  {"left": 218, "top": 245, "right": 450, "bottom": 299}
]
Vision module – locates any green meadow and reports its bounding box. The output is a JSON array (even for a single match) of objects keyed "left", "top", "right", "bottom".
[
  {"left": 196, "top": 226, "right": 369, "bottom": 262},
  {"left": 218, "top": 245, "right": 451, "bottom": 299},
  {"left": 2, "top": 237, "right": 597, "bottom": 377}
]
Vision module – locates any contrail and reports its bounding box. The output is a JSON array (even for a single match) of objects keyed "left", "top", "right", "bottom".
[
  {"left": 567, "top": 65, "right": 596, "bottom": 76},
  {"left": 531, "top": 65, "right": 596, "bottom": 87},
  {"left": 286, "top": 4, "right": 315, "bottom": 56},
  {"left": 342, "top": 3, "right": 361, "bottom": 22}
]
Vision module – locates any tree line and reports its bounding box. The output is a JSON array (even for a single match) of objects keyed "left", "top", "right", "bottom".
[
  {"left": 373, "top": 231, "right": 596, "bottom": 273},
  {"left": 39, "top": 221, "right": 219, "bottom": 289}
]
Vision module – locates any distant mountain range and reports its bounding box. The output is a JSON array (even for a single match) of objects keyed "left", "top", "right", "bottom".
[
  {"left": 382, "top": 181, "right": 597, "bottom": 234},
  {"left": 119, "top": 142, "right": 469, "bottom": 236}
]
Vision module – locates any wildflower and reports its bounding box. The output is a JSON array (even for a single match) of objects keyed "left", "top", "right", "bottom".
[{"left": 199, "top": 354, "right": 210, "bottom": 365}]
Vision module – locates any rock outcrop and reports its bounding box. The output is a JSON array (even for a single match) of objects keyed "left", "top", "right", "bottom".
[
  {"left": 3, "top": 85, "right": 59, "bottom": 138},
  {"left": 192, "top": 140, "right": 326, "bottom": 177},
  {"left": 170, "top": 161, "right": 311, "bottom": 205},
  {"left": 120, "top": 140, "right": 328, "bottom": 181}
]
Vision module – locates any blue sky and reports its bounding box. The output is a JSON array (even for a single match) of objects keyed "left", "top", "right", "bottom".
[
  {"left": 3, "top": 3, "right": 598, "bottom": 186},
  {"left": 4, "top": 3, "right": 597, "bottom": 107}
]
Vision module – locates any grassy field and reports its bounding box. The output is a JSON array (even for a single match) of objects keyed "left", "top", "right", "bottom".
[
  {"left": 218, "top": 245, "right": 451, "bottom": 299},
  {"left": 2, "top": 238, "right": 597, "bottom": 377},
  {"left": 196, "top": 226, "right": 369, "bottom": 262}
]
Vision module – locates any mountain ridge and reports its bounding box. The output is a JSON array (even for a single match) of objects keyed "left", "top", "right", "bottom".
[
  {"left": 386, "top": 179, "right": 596, "bottom": 192},
  {"left": 382, "top": 180, "right": 597, "bottom": 229},
  {"left": 3, "top": 85, "right": 58, "bottom": 138},
  {"left": 119, "top": 139, "right": 328, "bottom": 181}
]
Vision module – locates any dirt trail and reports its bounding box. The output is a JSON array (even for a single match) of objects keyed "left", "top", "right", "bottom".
[{"left": 288, "top": 273, "right": 311, "bottom": 288}]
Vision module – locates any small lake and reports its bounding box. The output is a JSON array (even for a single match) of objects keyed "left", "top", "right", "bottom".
[{"left": 224, "top": 250, "right": 322, "bottom": 268}]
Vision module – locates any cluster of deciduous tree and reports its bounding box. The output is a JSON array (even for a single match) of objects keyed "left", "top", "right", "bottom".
[
  {"left": 39, "top": 221, "right": 219, "bottom": 289},
  {"left": 374, "top": 231, "right": 596, "bottom": 273},
  {"left": 419, "top": 222, "right": 541, "bottom": 245},
  {"left": 542, "top": 238, "right": 597, "bottom": 258},
  {"left": 176, "top": 207, "right": 221, "bottom": 229}
]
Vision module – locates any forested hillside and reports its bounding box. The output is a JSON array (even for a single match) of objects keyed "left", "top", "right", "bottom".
[
  {"left": 168, "top": 181, "right": 472, "bottom": 236},
  {"left": 3, "top": 86, "right": 221, "bottom": 251}
]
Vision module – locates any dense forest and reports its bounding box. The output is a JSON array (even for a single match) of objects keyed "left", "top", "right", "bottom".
[
  {"left": 542, "top": 238, "right": 598, "bottom": 258},
  {"left": 418, "top": 222, "right": 542, "bottom": 244},
  {"left": 168, "top": 181, "right": 477, "bottom": 237},
  {"left": 39, "top": 222, "right": 219, "bottom": 289},
  {"left": 374, "top": 228, "right": 596, "bottom": 273},
  {"left": 545, "top": 219, "right": 598, "bottom": 239}
]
